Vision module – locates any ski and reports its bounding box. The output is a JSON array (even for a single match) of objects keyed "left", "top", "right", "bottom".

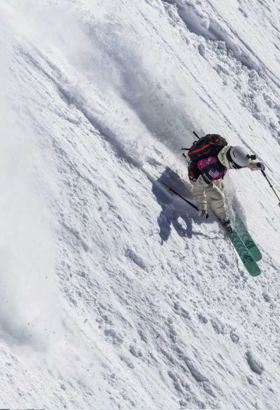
[
  {"left": 234, "top": 215, "right": 262, "bottom": 262},
  {"left": 159, "top": 182, "right": 261, "bottom": 276},
  {"left": 227, "top": 230, "right": 261, "bottom": 276}
]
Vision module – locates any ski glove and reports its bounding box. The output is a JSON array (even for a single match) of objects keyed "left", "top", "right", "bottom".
[
  {"left": 198, "top": 210, "right": 209, "bottom": 219},
  {"left": 256, "top": 162, "right": 265, "bottom": 171},
  {"left": 248, "top": 161, "right": 265, "bottom": 171}
]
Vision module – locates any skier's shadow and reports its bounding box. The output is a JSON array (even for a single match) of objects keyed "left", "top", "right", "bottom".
[{"left": 152, "top": 167, "right": 198, "bottom": 243}]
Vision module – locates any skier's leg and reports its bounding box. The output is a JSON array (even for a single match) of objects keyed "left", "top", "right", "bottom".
[
  {"left": 206, "top": 181, "right": 228, "bottom": 220},
  {"left": 206, "top": 181, "right": 233, "bottom": 232}
]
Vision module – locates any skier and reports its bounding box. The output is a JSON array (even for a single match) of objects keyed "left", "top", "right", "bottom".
[{"left": 186, "top": 142, "right": 265, "bottom": 232}]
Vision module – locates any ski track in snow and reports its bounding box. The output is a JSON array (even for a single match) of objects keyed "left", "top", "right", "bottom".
[{"left": 0, "top": 0, "right": 280, "bottom": 409}]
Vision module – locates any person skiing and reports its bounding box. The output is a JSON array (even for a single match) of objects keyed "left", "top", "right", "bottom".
[{"left": 185, "top": 136, "right": 265, "bottom": 232}]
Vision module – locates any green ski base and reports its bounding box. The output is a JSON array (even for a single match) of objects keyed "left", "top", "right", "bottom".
[
  {"left": 227, "top": 230, "right": 261, "bottom": 277},
  {"left": 234, "top": 215, "right": 262, "bottom": 262}
]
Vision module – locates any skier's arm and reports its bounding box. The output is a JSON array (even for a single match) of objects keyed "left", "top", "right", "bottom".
[
  {"left": 248, "top": 161, "right": 265, "bottom": 171},
  {"left": 193, "top": 175, "right": 227, "bottom": 216},
  {"left": 193, "top": 163, "right": 219, "bottom": 211},
  {"left": 192, "top": 175, "right": 208, "bottom": 211}
]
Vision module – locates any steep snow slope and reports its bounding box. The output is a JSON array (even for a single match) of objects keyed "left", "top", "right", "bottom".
[{"left": 1, "top": 0, "right": 280, "bottom": 409}]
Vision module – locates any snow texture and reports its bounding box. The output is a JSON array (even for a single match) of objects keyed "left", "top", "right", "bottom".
[{"left": 0, "top": 0, "right": 280, "bottom": 409}]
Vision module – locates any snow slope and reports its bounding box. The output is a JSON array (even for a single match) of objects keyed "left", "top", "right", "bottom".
[{"left": 1, "top": 0, "right": 280, "bottom": 408}]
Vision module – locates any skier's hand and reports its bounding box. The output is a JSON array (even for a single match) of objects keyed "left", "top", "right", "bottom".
[
  {"left": 248, "top": 161, "right": 265, "bottom": 171},
  {"left": 198, "top": 210, "right": 209, "bottom": 219},
  {"left": 256, "top": 162, "right": 265, "bottom": 171}
]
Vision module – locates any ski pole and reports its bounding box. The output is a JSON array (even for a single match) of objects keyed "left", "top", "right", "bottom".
[
  {"left": 161, "top": 181, "right": 198, "bottom": 210},
  {"left": 160, "top": 181, "right": 210, "bottom": 218},
  {"left": 181, "top": 131, "right": 200, "bottom": 152},
  {"left": 261, "top": 170, "right": 280, "bottom": 207}
]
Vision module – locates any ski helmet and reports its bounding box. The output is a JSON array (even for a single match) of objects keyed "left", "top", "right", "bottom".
[{"left": 228, "top": 146, "right": 250, "bottom": 168}]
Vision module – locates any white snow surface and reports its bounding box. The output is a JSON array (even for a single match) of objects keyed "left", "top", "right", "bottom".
[{"left": 1, "top": 0, "right": 280, "bottom": 409}]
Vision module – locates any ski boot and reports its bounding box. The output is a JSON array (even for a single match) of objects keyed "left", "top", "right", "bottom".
[{"left": 221, "top": 216, "right": 234, "bottom": 233}]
